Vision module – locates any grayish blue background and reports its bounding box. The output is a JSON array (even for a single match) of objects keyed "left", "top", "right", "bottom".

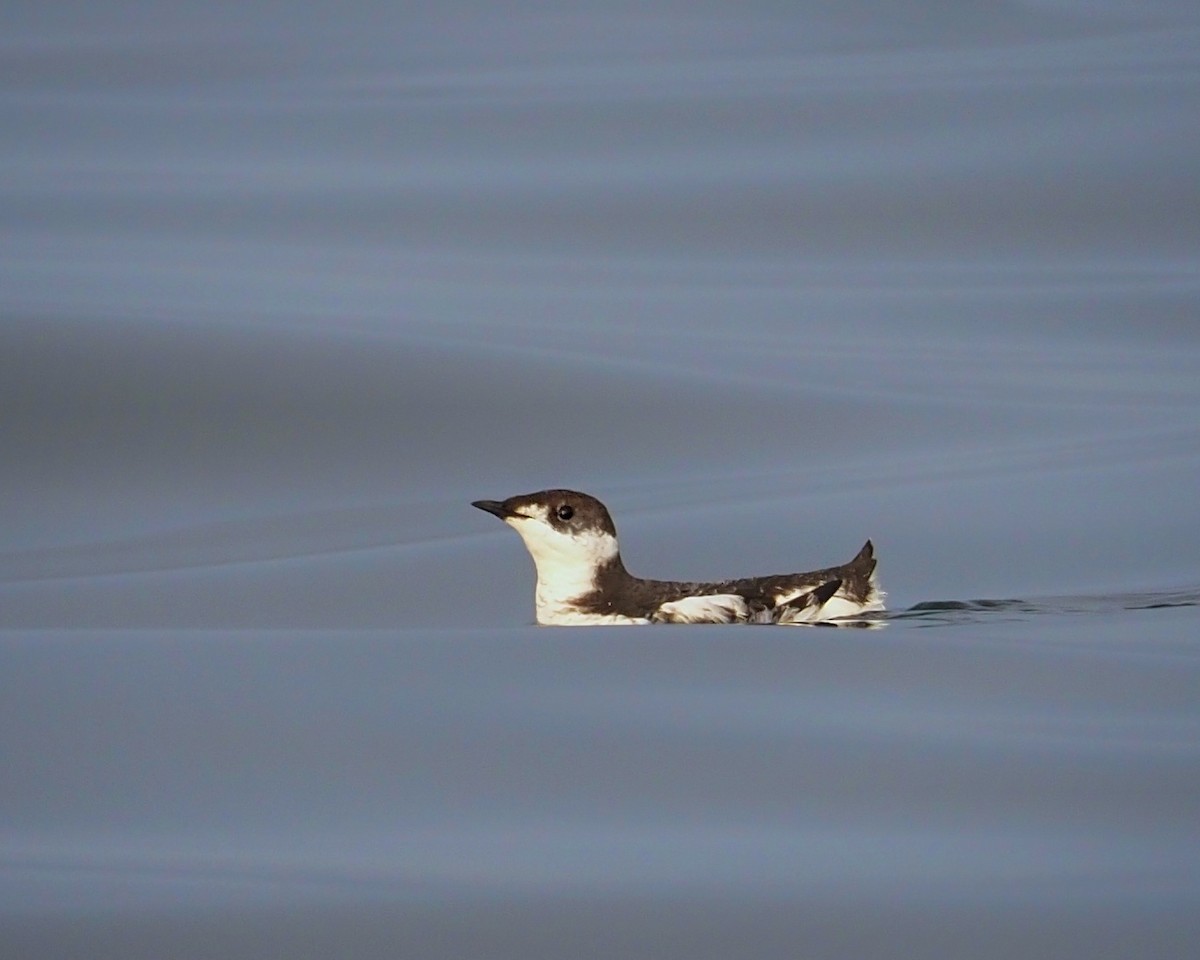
[{"left": 2, "top": 2, "right": 1199, "bottom": 956}]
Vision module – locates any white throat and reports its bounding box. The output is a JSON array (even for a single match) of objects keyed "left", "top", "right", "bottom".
[{"left": 503, "top": 509, "right": 619, "bottom": 623}]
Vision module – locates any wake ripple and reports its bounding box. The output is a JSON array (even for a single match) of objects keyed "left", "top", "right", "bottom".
[{"left": 891, "top": 588, "right": 1200, "bottom": 626}]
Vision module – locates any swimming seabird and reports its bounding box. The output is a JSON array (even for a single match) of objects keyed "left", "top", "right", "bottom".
[{"left": 472, "top": 489, "right": 884, "bottom": 625}]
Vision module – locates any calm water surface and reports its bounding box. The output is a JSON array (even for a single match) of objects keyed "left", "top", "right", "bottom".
[{"left": 2, "top": 2, "right": 1199, "bottom": 957}]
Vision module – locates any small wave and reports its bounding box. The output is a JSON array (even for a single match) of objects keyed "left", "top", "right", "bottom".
[{"left": 891, "top": 588, "right": 1200, "bottom": 626}]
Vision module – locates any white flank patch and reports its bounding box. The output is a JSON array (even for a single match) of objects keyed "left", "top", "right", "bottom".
[{"left": 652, "top": 594, "right": 749, "bottom": 624}]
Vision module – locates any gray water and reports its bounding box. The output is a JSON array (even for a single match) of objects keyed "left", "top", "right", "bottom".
[{"left": 3, "top": 2, "right": 1199, "bottom": 957}]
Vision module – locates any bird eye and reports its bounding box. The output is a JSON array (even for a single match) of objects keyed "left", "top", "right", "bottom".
[{"left": 556, "top": 504, "right": 574, "bottom": 521}]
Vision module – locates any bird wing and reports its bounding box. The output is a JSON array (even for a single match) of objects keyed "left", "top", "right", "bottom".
[{"left": 773, "top": 579, "right": 843, "bottom": 624}]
